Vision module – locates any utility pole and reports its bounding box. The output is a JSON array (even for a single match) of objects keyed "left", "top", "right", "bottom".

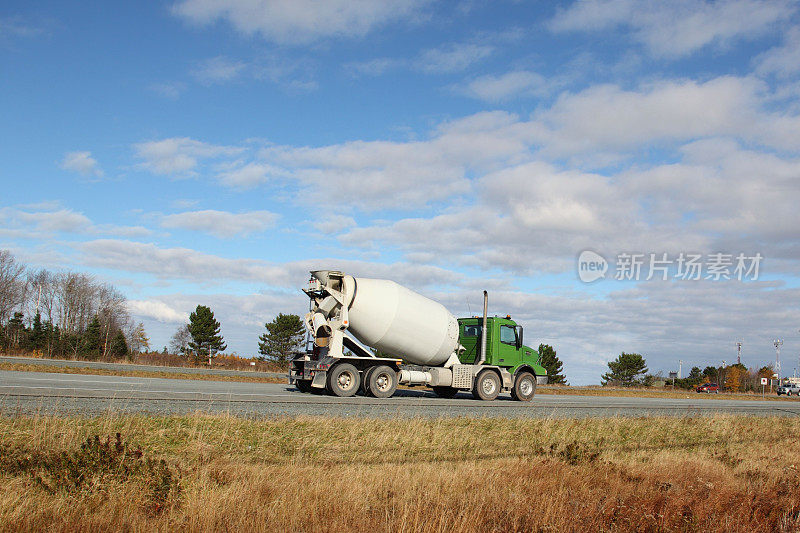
[
  {"left": 721, "top": 360, "right": 726, "bottom": 390},
  {"left": 774, "top": 339, "right": 783, "bottom": 391},
  {"left": 678, "top": 359, "right": 682, "bottom": 379},
  {"left": 736, "top": 341, "right": 742, "bottom": 366}
]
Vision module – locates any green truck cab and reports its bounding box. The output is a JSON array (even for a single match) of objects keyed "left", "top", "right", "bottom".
[{"left": 457, "top": 316, "right": 547, "bottom": 381}]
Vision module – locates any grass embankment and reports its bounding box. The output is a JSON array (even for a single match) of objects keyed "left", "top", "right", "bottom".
[
  {"left": 1, "top": 415, "right": 799, "bottom": 532},
  {"left": 0, "top": 362, "right": 285, "bottom": 384}
]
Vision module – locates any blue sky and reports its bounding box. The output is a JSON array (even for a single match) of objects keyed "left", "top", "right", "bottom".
[{"left": 3, "top": 0, "right": 800, "bottom": 384}]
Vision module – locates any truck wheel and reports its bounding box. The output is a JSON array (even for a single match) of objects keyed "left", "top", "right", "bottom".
[
  {"left": 511, "top": 372, "right": 536, "bottom": 402},
  {"left": 432, "top": 386, "right": 459, "bottom": 399},
  {"left": 473, "top": 370, "right": 501, "bottom": 401},
  {"left": 295, "top": 379, "right": 312, "bottom": 393},
  {"left": 327, "top": 363, "right": 360, "bottom": 397},
  {"left": 367, "top": 365, "right": 398, "bottom": 399}
]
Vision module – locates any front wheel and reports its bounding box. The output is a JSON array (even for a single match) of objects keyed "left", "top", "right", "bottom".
[
  {"left": 327, "top": 363, "right": 360, "bottom": 397},
  {"left": 472, "top": 370, "right": 501, "bottom": 401},
  {"left": 511, "top": 371, "right": 536, "bottom": 402}
]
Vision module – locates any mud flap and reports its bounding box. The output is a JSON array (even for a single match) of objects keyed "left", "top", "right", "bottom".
[{"left": 312, "top": 371, "right": 327, "bottom": 389}]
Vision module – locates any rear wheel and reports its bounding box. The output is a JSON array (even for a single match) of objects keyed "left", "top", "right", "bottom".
[
  {"left": 295, "top": 379, "right": 312, "bottom": 393},
  {"left": 367, "top": 365, "right": 398, "bottom": 399},
  {"left": 472, "top": 370, "right": 501, "bottom": 401},
  {"left": 432, "top": 386, "right": 459, "bottom": 399},
  {"left": 511, "top": 371, "right": 536, "bottom": 402},
  {"left": 327, "top": 363, "right": 360, "bottom": 397}
]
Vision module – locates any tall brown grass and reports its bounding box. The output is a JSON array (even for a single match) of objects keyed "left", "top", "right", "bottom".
[{"left": 0, "top": 414, "right": 799, "bottom": 532}]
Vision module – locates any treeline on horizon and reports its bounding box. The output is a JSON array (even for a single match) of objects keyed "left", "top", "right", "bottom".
[
  {"left": 0, "top": 249, "right": 150, "bottom": 360},
  {"left": 601, "top": 351, "right": 778, "bottom": 392}
]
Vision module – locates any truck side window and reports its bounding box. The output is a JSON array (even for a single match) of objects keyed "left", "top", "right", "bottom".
[
  {"left": 500, "top": 325, "right": 516, "bottom": 345},
  {"left": 463, "top": 325, "right": 480, "bottom": 337}
]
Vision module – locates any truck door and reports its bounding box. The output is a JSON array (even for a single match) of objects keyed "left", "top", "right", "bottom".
[{"left": 497, "top": 324, "right": 518, "bottom": 366}]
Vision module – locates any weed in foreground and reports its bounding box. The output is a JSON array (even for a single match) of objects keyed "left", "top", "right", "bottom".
[{"left": 0, "top": 432, "right": 181, "bottom": 514}]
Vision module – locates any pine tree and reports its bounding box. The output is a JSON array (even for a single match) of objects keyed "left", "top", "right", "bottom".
[
  {"left": 538, "top": 344, "right": 567, "bottom": 384},
  {"left": 188, "top": 305, "right": 226, "bottom": 365},
  {"left": 109, "top": 330, "right": 129, "bottom": 359},
  {"left": 83, "top": 315, "right": 102, "bottom": 359},
  {"left": 29, "top": 312, "right": 43, "bottom": 352},
  {"left": 6, "top": 312, "right": 25, "bottom": 349},
  {"left": 258, "top": 313, "right": 305, "bottom": 364},
  {"left": 601, "top": 352, "right": 648, "bottom": 387}
]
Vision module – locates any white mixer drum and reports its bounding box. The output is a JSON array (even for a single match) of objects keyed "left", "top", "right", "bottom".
[{"left": 345, "top": 276, "right": 460, "bottom": 366}]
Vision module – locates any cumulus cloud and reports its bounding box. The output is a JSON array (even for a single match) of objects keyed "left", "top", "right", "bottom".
[
  {"left": 550, "top": 0, "right": 794, "bottom": 58},
  {"left": 172, "top": 0, "right": 430, "bottom": 45},
  {"left": 60, "top": 151, "right": 104, "bottom": 178},
  {"left": 1, "top": 205, "right": 151, "bottom": 237},
  {"left": 461, "top": 71, "right": 550, "bottom": 101},
  {"left": 128, "top": 299, "right": 189, "bottom": 323},
  {"left": 161, "top": 209, "right": 279, "bottom": 238},
  {"left": 755, "top": 27, "right": 800, "bottom": 78},
  {"left": 134, "top": 137, "right": 243, "bottom": 177},
  {"left": 216, "top": 162, "right": 282, "bottom": 188}
]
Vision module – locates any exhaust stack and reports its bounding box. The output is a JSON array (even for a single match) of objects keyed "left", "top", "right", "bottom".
[{"left": 477, "top": 290, "right": 488, "bottom": 365}]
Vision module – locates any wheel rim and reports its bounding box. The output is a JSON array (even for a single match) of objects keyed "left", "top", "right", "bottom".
[
  {"left": 482, "top": 376, "right": 496, "bottom": 395},
  {"left": 375, "top": 372, "right": 391, "bottom": 392},
  {"left": 337, "top": 371, "right": 354, "bottom": 390},
  {"left": 519, "top": 377, "right": 533, "bottom": 396}
]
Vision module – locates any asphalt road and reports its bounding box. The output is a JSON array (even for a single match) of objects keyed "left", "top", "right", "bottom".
[{"left": 2, "top": 369, "right": 800, "bottom": 418}]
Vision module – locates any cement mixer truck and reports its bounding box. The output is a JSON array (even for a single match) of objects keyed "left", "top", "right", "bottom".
[{"left": 288, "top": 270, "right": 547, "bottom": 401}]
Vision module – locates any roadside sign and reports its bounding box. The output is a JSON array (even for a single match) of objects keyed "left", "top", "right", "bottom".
[
  {"left": 668, "top": 372, "right": 678, "bottom": 379},
  {"left": 761, "top": 377, "right": 768, "bottom": 385}
]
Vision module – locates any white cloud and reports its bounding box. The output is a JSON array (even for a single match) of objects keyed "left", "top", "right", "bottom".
[
  {"left": 172, "top": 0, "right": 430, "bottom": 45},
  {"left": 415, "top": 43, "right": 493, "bottom": 73},
  {"left": 161, "top": 209, "right": 279, "bottom": 238},
  {"left": 128, "top": 299, "right": 189, "bottom": 323},
  {"left": 78, "top": 239, "right": 292, "bottom": 284},
  {"left": 216, "top": 162, "right": 281, "bottom": 188},
  {"left": 461, "top": 71, "right": 549, "bottom": 101},
  {"left": 755, "top": 27, "right": 800, "bottom": 78},
  {"left": 134, "top": 137, "right": 243, "bottom": 177},
  {"left": 60, "top": 151, "right": 104, "bottom": 178},
  {"left": 1, "top": 206, "right": 152, "bottom": 238},
  {"left": 550, "top": 0, "right": 794, "bottom": 58},
  {"left": 192, "top": 56, "right": 246, "bottom": 84}
]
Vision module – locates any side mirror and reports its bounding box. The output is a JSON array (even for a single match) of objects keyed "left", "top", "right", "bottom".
[{"left": 516, "top": 326, "right": 523, "bottom": 349}]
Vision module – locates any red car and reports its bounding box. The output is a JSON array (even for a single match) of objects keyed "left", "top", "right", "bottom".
[{"left": 696, "top": 382, "right": 719, "bottom": 393}]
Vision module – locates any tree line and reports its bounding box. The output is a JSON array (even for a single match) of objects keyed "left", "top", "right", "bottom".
[
  {"left": 600, "top": 351, "right": 779, "bottom": 391},
  {"left": 0, "top": 250, "right": 149, "bottom": 359}
]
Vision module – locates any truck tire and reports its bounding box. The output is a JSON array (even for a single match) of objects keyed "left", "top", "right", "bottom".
[
  {"left": 295, "top": 379, "right": 312, "bottom": 393},
  {"left": 367, "top": 365, "right": 398, "bottom": 398},
  {"left": 510, "top": 371, "right": 536, "bottom": 401},
  {"left": 327, "top": 363, "right": 360, "bottom": 397},
  {"left": 432, "top": 386, "right": 459, "bottom": 399},
  {"left": 473, "top": 370, "right": 501, "bottom": 401}
]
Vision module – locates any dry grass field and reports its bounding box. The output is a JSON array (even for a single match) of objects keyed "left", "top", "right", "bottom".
[{"left": 0, "top": 414, "right": 799, "bottom": 532}]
